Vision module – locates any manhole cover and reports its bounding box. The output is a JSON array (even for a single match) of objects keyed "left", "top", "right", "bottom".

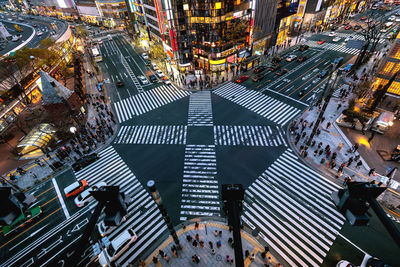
[{"left": 216, "top": 254, "right": 222, "bottom": 261}]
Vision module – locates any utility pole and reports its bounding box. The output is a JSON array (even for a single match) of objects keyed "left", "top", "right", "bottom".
[{"left": 306, "top": 64, "right": 340, "bottom": 146}]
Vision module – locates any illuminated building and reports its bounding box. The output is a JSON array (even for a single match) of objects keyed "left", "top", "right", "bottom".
[
  {"left": 95, "top": 0, "right": 129, "bottom": 28},
  {"left": 76, "top": 0, "right": 102, "bottom": 25},
  {"left": 274, "top": 0, "right": 298, "bottom": 45},
  {"left": 372, "top": 32, "right": 400, "bottom": 96},
  {"left": 251, "top": 0, "right": 277, "bottom": 55}
]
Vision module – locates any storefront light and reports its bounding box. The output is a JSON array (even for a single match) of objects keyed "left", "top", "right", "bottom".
[
  {"left": 215, "top": 2, "right": 221, "bottom": 9},
  {"left": 183, "top": 4, "right": 189, "bottom": 10}
]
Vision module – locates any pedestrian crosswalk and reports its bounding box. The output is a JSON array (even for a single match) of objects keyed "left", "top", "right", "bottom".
[
  {"left": 242, "top": 149, "right": 345, "bottom": 267},
  {"left": 114, "top": 125, "right": 187, "bottom": 145},
  {"left": 213, "top": 83, "right": 300, "bottom": 126},
  {"left": 214, "top": 125, "right": 287, "bottom": 146},
  {"left": 180, "top": 145, "right": 221, "bottom": 221},
  {"left": 302, "top": 40, "right": 359, "bottom": 55},
  {"left": 113, "top": 85, "right": 191, "bottom": 123},
  {"left": 320, "top": 32, "right": 385, "bottom": 44},
  {"left": 188, "top": 91, "right": 213, "bottom": 126},
  {"left": 73, "top": 146, "right": 168, "bottom": 267}
]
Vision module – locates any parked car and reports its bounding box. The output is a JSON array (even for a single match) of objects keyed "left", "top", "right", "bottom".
[
  {"left": 275, "top": 68, "right": 288, "bottom": 76},
  {"left": 253, "top": 66, "right": 265, "bottom": 74},
  {"left": 360, "top": 16, "right": 367, "bottom": 20},
  {"left": 252, "top": 73, "right": 265, "bottom": 82},
  {"left": 235, "top": 75, "right": 249, "bottom": 83},
  {"left": 328, "top": 31, "right": 336, "bottom": 37},
  {"left": 344, "top": 25, "right": 352, "bottom": 30},
  {"left": 389, "top": 15, "right": 396, "bottom": 21},
  {"left": 149, "top": 75, "right": 157, "bottom": 83},
  {"left": 64, "top": 180, "right": 88, "bottom": 198},
  {"left": 74, "top": 182, "right": 107, "bottom": 207},
  {"left": 319, "top": 70, "right": 328, "bottom": 78},
  {"left": 299, "top": 44, "right": 309, "bottom": 51},
  {"left": 144, "top": 59, "right": 151, "bottom": 66},
  {"left": 116, "top": 80, "right": 124, "bottom": 87},
  {"left": 155, "top": 70, "right": 164, "bottom": 78},
  {"left": 297, "top": 56, "right": 307, "bottom": 63},
  {"left": 141, "top": 53, "right": 148, "bottom": 59},
  {"left": 162, "top": 77, "right": 171, "bottom": 85},
  {"left": 72, "top": 153, "right": 99, "bottom": 172},
  {"left": 286, "top": 55, "right": 297, "bottom": 62},
  {"left": 138, "top": 75, "right": 149, "bottom": 85},
  {"left": 98, "top": 228, "right": 137, "bottom": 266},
  {"left": 317, "top": 39, "right": 326, "bottom": 45},
  {"left": 268, "top": 64, "right": 280, "bottom": 71},
  {"left": 151, "top": 63, "right": 158, "bottom": 70},
  {"left": 332, "top": 37, "right": 341, "bottom": 42}
]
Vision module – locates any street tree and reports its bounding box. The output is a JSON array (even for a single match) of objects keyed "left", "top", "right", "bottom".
[
  {"left": 40, "top": 38, "right": 55, "bottom": 49},
  {"left": 75, "top": 26, "right": 88, "bottom": 38},
  {"left": 0, "top": 57, "right": 30, "bottom": 104},
  {"left": 364, "top": 71, "right": 399, "bottom": 113}
]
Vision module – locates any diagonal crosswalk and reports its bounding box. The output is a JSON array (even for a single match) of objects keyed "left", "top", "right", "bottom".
[
  {"left": 188, "top": 91, "right": 213, "bottom": 126},
  {"left": 114, "top": 125, "right": 187, "bottom": 145},
  {"left": 73, "top": 146, "right": 168, "bottom": 266},
  {"left": 214, "top": 125, "right": 287, "bottom": 146},
  {"left": 242, "top": 148, "right": 345, "bottom": 267},
  {"left": 213, "top": 83, "right": 300, "bottom": 126},
  {"left": 180, "top": 145, "right": 221, "bottom": 221},
  {"left": 113, "top": 85, "right": 191, "bottom": 123}
]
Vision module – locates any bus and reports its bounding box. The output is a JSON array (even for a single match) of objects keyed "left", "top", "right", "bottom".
[{"left": 92, "top": 47, "right": 102, "bottom": 62}]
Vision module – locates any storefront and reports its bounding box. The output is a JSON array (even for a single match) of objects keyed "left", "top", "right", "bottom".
[{"left": 16, "top": 123, "right": 56, "bottom": 159}]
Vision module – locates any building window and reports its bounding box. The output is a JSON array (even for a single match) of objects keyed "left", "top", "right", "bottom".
[
  {"left": 215, "top": 2, "right": 221, "bottom": 9},
  {"left": 183, "top": 3, "right": 189, "bottom": 10}
]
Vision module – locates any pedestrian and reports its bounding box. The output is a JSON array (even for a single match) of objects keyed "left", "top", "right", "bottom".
[
  {"left": 321, "top": 116, "right": 325, "bottom": 123},
  {"left": 303, "top": 151, "right": 308, "bottom": 158},
  {"left": 163, "top": 254, "right": 170, "bottom": 262},
  {"left": 219, "top": 230, "right": 222, "bottom": 237},
  {"left": 159, "top": 250, "right": 165, "bottom": 257},
  {"left": 209, "top": 241, "right": 213, "bottom": 249},
  {"left": 211, "top": 249, "right": 216, "bottom": 255},
  {"left": 368, "top": 168, "right": 376, "bottom": 176},
  {"left": 347, "top": 157, "right": 353, "bottom": 166},
  {"left": 316, "top": 129, "right": 321, "bottom": 136},
  {"left": 226, "top": 255, "right": 231, "bottom": 263},
  {"left": 195, "top": 233, "right": 199, "bottom": 240},
  {"left": 216, "top": 240, "right": 221, "bottom": 248},
  {"left": 228, "top": 237, "right": 233, "bottom": 244},
  {"left": 325, "top": 144, "right": 330, "bottom": 151},
  {"left": 229, "top": 226, "right": 233, "bottom": 232},
  {"left": 295, "top": 135, "right": 300, "bottom": 145},
  {"left": 301, "top": 131, "right": 306, "bottom": 138},
  {"left": 337, "top": 103, "right": 342, "bottom": 110},
  {"left": 354, "top": 154, "right": 360, "bottom": 161},
  {"left": 352, "top": 143, "right": 359, "bottom": 152},
  {"left": 195, "top": 222, "right": 199, "bottom": 229},
  {"left": 182, "top": 223, "right": 186, "bottom": 230},
  {"left": 320, "top": 158, "right": 325, "bottom": 164},
  {"left": 199, "top": 240, "right": 204, "bottom": 247},
  {"left": 368, "top": 132, "right": 375, "bottom": 143},
  {"left": 309, "top": 121, "right": 314, "bottom": 128},
  {"left": 214, "top": 230, "right": 218, "bottom": 237},
  {"left": 343, "top": 176, "right": 350, "bottom": 186},
  {"left": 139, "top": 259, "right": 145, "bottom": 267},
  {"left": 245, "top": 250, "right": 250, "bottom": 258},
  {"left": 356, "top": 160, "right": 363, "bottom": 169},
  {"left": 318, "top": 149, "right": 323, "bottom": 156},
  {"left": 152, "top": 256, "right": 158, "bottom": 263},
  {"left": 326, "top": 121, "right": 331, "bottom": 129},
  {"left": 186, "top": 235, "right": 192, "bottom": 242},
  {"left": 192, "top": 240, "right": 198, "bottom": 247},
  {"left": 314, "top": 149, "right": 318, "bottom": 156},
  {"left": 332, "top": 152, "right": 337, "bottom": 160},
  {"left": 311, "top": 140, "right": 316, "bottom": 147},
  {"left": 317, "top": 142, "right": 322, "bottom": 149},
  {"left": 261, "top": 251, "right": 266, "bottom": 259}
]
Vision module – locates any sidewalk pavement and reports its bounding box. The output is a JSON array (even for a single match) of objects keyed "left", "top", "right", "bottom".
[
  {"left": 144, "top": 221, "right": 280, "bottom": 267},
  {"left": 1, "top": 54, "right": 118, "bottom": 192}
]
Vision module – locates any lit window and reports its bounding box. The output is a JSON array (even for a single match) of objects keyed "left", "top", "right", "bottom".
[
  {"left": 183, "top": 4, "right": 189, "bottom": 10},
  {"left": 215, "top": 2, "right": 221, "bottom": 9}
]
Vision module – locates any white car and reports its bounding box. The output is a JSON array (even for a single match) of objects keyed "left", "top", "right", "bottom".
[
  {"left": 332, "top": 37, "right": 341, "bottom": 42},
  {"left": 286, "top": 55, "right": 297, "bottom": 62},
  {"left": 138, "top": 75, "right": 149, "bottom": 85},
  {"left": 141, "top": 53, "right": 148, "bottom": 60},
  {"left": 98, "top": 228, "right": 137, "bottom": 266},
  {"left": 162, "top": 78, "right": 171, "bottom": 85},
  {"left": 389, "top": 15, "right": 396, "bottom": 21},
  {"left": 328, "top": 32, "right": 336, "bottom": 37},
  {"left": 345, "top": 36, "right": 353, "bottom": 42},
  {"left": 396, "top": 17, "right": 400, "bottom": 22},
  {"left": 151, "top": 62, "right": 158, "bottom": 70},
  {"left": 36, "top": 31, "right": 43, "bottom": 36},
  {"left": 97, "top": 217, "right": 126, "bottom": 237},
  {"left": 155, "top": 69, "right": 165, "bottom": 78},
  {"left": 74, "top": 181, "right": 106, "bottom": 207}
]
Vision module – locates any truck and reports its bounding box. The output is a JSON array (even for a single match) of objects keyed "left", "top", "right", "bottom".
[
  {"left": 14, "top": 24, "right": 22, "bottom": 32},
  {"left": 2, "top": 206, "right": 42, "bottom": 236}
]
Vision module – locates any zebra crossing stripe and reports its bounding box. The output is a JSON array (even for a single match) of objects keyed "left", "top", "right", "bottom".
[
  {"left": 213, "top": 125, "right": 285, "bottom": 146},
  {"left": 114, "top": 125, "right": 187, "bottom": 145},
  {"left": 180, "top": 145, "right": 221, "bottom": 221},
  {"left": 243, "top": 149, "right": 345, "bottom": 267},
  {"left": 188, "top": 91, "right": 214, "bottom": 126},
  {"left": 214, "top": 83, "right": 300, "bottom": 126},
  {"left": 113, "top": 85, "right": 191, "bottom": 123}
]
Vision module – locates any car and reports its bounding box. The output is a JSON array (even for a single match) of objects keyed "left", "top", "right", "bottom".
[
  {"left": 97, "top": 217, "right": 126, "bottom": 237},
  {"left": 74, "top": 182, "right": 107, "bottom": 207},
  {"left": 11, "top": 35, "right": 20, "bottom": 42},
  {"left": 380, "top": 28, "right": 388, "bottom": 33},
  {"left": 360, "top": 16, "right": 367, "bottom": 20},
  {"left": 155, "top": 69, "right": 164, "bottom": 78},
  {"left": 299, "top": 44, "right": 309, "bottom": 51},
  {"left": 317, "top": 39, "right": 326, "bottom": 45},
  {"left": 268, "top": 64, "right": 280, "bottom": 71},
  {"left": 107, "top": 35, "right": 112, "bottom": 41},
  {"left": 64, "top": 180, "right": 88, "bottom": 198},
  {"left": 298, "top": 89, "right": 307, "bottom": 97},
  {"left": 345, "top": 36, "right": 353, "bottom": 42},
  {"left": 151, "top": 63, "right": 158, "bottom": 70},
  {"left": 271, "top": 56, "right": 282, "bottom": 63},
  {"left": 389, "top": 15, "right": 396, "bottom": 21},
  {"left": 385, "top": 21, "right": 393, "bottom": 27},
  {"left": 345, "top": 25, "right": 352, "bottom": 30},
  {"left": 32, "top": 24, "right": 37, "bottom": 28},
  {"left": 162, "top": 77, "right": 171, "bottom": 85},
  {"left": 372, "top": 5, "right": 378, "bottom": 10},
  {"left": 286, "top": 55, "right": 297, "bottom": 62},
  {"left": 116, "top": 80, "right": 124, "bottom": 87},
  {"left": 138, "top": 75, "right": 149, "bottom": 85},
  {"left": 342, "top": 63, "right": 353, "bottom": 72},
  {"left": 253, "top": 66, "right": 265, "bottom": 74},
  {"left": 149, "top": 74, "right": 157, "bottom": 83},
  {"left": 275, "top": 68, "right": 288, "bottom": 76},
  {"left": 235, "top": 75, "right": 249, "bottom": 83},
  {"left": 98, "top": 40, "right": 103, "bottom": 44},
  {"left": 72, "top": 153, "right": 100, "bottom": 172},
  {"left": 98, "top": 228, "right": 137, "bottom": 265},
  {"left": 144, "top": 59, "right": 151, "bottom": 66},
  {"left": 353, "top": 25, "right": 361, "bottom": 30},
  {"left": 36, "top": 31, "right": 43, "bottom": 36},
  {"left": 297, "top": 56, "right": 307, "bottom": 62},
  {"left": 7, "top": 18, "right": 12, "bottom": 21},
  {"left": 328, "top": 32, "right": 336, "bottom": 37},
  {"left": 319, "top": 70, "right": 328, "bottom": 78},
  {"left": 141, "top": 53, "right": 149, "bottom": 60},
  {"left": 252, "top": 73, "right": 265, "bottom": 82},
  {"left": 333, "top": 57, "right": 343, "bottom": 65},
  {"left": 332, "top": 37, "right": 341, "bottom": 42}
]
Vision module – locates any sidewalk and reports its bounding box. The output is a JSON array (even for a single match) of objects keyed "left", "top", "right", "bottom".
[{"left": 143, "top": 221, "right": 281, "bottom": 267}]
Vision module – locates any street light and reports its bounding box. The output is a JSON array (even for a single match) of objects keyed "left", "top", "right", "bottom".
[{"left": 69, "top": 126, "right": 77, "bottom": 134}]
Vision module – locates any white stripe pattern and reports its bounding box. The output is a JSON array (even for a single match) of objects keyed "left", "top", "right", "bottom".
[
  {"left": 242, "top": 149, "right": 345, "bottom": 267},
  {"left": 73, "top": 146, "right": 167, "bottom": 266},
  {"left": 214, "top": 125, "right": 287, "bottom": 147},
  {"left": 188, "top": 91, "right": 213, "bottom": 126},
  {"left": 114, "top": 125, "right": 187, "bottom": 145},
  {"left": 303, "top": 40, "right": 360, "bottom": 55},
  {"left": 213, "top": 83, "right": 300, "bottom": 126},
  {"left": 180, "top": 145, "right": 221, "bottom": 221},
  {"left": 113, "top": 85, "right": 191, "bottom": 123},
  {"left": 320, "top": 32, "right": 385, "bottom": 43}
]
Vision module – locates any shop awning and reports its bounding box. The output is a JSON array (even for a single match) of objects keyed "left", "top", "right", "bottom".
[{"left": 17, "top": 123, "right": 56, "bottom": 158}]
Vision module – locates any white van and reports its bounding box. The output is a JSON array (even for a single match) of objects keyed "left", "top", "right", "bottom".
[
  {"left": 371, "top": 111, "right": 395, "bottom": 134},
  {"left": 98, "top": 228, "right": 137, "bottom": 266}
]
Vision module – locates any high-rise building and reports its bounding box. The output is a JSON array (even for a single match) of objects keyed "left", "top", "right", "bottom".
[
  {"left": 95, "top": 0, "right": 129, "bottom": 28},
  {"left": 252, "top": 0, "right": 277, "bottom": 54}
]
